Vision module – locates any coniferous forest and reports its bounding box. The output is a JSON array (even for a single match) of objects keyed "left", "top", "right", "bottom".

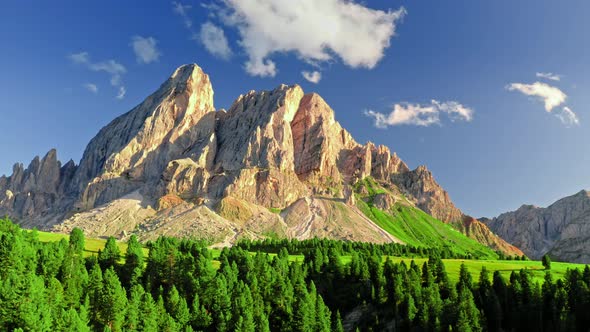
[{"left": 1, "top": 218, "right": 590, "bottom": 331}]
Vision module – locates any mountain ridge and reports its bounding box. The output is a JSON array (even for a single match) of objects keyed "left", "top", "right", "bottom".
[
  {"left": 483, "top": 190, "right": 590, "bottom": 262},
  {"left": 0, "top": 63, "right": 520, "bottom": 256}
]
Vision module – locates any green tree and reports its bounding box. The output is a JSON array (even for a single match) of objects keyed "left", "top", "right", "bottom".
[
  {"left": 99, "top": 268, "right": 127, "bottom": 331},
  {"left": 168, "top": 286, "right": 191, "bottom": 328},
  {"left": 542, "top": 254, "right": 552, "bottom": 270},
  {"left": 98, "top": 237, "right": 120, "bottom": 271},
  {"left": 69, "top": 228, "right": 85, "bottom": 255},
  {"left": 122, "top": 235, "right": 144, "bottom": 287}
]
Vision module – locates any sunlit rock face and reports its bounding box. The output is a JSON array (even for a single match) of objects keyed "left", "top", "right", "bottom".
[{"left": 0, "top": 63, "right": 515, "bottom": 254}]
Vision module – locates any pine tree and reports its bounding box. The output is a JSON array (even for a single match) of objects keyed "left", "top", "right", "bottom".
[
  {"left": 98, "top": 237, "right": 120, "bottom": 271},
  {"left": 315, "top": 294, "right": 332, "bottom": 332},
  {"left": 333, "top": 310, "right": 345, "bottom": 332},
  {"left": 69, "top": 228, "right": 85, "bottom": 255},
  {"left": 191, "top": 294, "right": 212, "bottom": 329},
  {"left": 542, "top": 254, "right": 552, "bottom": 270},
  {"left": 122, "top": 235, "right": 143, "bottom": 287},
  {"left": 125, "top": 284, "right": 144, "bottom": 331},
  {"left": 168, "top": 286, "right": 191, "bottom": 328},
  {"left": 99, "top": 268, "right": 127, "bottom": 331}
]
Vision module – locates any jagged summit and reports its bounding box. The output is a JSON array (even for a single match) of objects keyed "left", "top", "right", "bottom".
[{"left": 0, "top": 64, "right": 519, "bottom": 255}]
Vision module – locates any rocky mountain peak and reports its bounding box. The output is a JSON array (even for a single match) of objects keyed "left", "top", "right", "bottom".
[{"left": 0, "top": 63, "right": 517, "bottom": 256}]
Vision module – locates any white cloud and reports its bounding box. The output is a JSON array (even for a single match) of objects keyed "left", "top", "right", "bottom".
[
  {"left": 83, "top": 83, "right": 98, "bottom": 94},
  {"left": 364, "top": 100, "right": 474, "bottom": 128},
  {"left": 116, "top": 86, "right": 126, "bottom": 100},
  {"left": 131, "top": 36, "right": 161, "bottom": 64},
  {"left": 207, "top": 0, "right": 406, "bottom": 77},
  {"left": 198, "top": 22, "right": 232, "bottom": 60},
  {"left": 556, "top": 106, "right": 579, "bottom": 126},
  {"left": 173, "top": 2, "right": 193, "bottom": 28},
  {"left": 68, "top": 52, "right": 90, "bottom": 64},
  {"left": 301, "top": 71, "right": 322, "bottom": 84},
  {"left": 536, "top": 72, "right": 561, "bottom": 81},
  {"left": 68, "top": 51, "right": 127, "bottom": 99},
  {"left": 506, "top": 81, "right": 566, "bottom": 112}
]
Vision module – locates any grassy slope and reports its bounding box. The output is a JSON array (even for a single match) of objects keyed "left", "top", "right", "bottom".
[{"left": 355, "top": 178, "right": 497, "bottom": 259}]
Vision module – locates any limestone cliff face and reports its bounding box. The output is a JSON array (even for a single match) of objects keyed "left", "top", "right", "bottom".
[
  {"left": 72, "top": 64, "right": 216, "bottom": 210},
  {"left": 391, "top": 165, "right": 462, "bottom": 223},
  {"left": 0, "top": 63, "right": 512, "bottom": 254},
  {"left": 485, "top": 190, "right": 590, "bottom": 262},
  {"left": 0, "top": 150, "right": 76, "bottom": 226}
]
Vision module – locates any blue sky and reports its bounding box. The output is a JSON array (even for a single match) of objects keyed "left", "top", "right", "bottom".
[{"left": 0, "top": 0, "right": 588, "bottom": 217}]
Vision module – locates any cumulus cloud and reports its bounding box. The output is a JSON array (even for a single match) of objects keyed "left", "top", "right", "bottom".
[
  {"left": 68, "top": 51, "right": 127, "bottom": 99},
  {"left": 131, "top": 36, "right": 161, "bottom": 64},
  {"left": 536, "top": 72, "right": 561, "bottom": 81},
  {"left": 556, "top": 106, "right": 579, "bottom": 126},
  {"left": 116, "top": 86, "right": 126, "bottom": 100},
  {"left": 506, "top": 81, "right": 566, "bottom": 112},
  {"left": 207, "top": 0, "right": 406, "bottom": 77},
  {"left": 364, "top": 100, "right": 474, "bottom": 128},
  {"left": 198, "top": 22, "right": 232, "bottom": 60},
  {"left": 173, "top": 2, "right": 193, "bottom": 28},
  {"left": 83, "top": 83, "right": 98, "bottom": 94},
  {"left": 301, "top": 71, "right": 322, "bottom": 84}
]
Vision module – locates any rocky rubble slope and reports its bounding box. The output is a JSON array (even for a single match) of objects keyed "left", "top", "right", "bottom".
[{"left": 0, "top": 64, "right": 517, "bottom": 254}]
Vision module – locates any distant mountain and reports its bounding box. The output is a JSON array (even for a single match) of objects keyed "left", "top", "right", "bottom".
[
  {"left": 483, "top": 190, "right": 590, "bottom": 262},
  {"left": 0, "top": 64, "right": 521, "bottom": 256}
]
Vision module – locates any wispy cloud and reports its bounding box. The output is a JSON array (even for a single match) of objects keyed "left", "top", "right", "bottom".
[
  {"left": 83, "top": 83, "right": 98, "bottom": 94},
  {"left": 173, "top": 2, "right": 192, "bottom": 28},
  {"left": 131, "top": 36, "right": 161, "bottom": 64},
  {"left": 301, "top": 71, "right": 322, "bottom": 84},
  {"left": 507, "top": 80, "right": 579, "bottom": 126},
  {"left": 198, "top": 22, "right": 232, "bottom": 60},
  {"left": 205, "top": 0, "right": 406, "bottom": 77},
  {"left": 68, "top": 51, "right": 127, "bottom": 99},
  {"left": 116, "top": 86, "right": 126, "bottom": 100},
  {"left": 536, "top": 72, "right": 561, "bottom": 81},
  {"left": 364, "top": 100, "right": 474, "bottom": 128},
  {"left": 506, "top": 81, "right": 566, "bottom": 112},
  {"left": 556, "top": 106, "right": 579, "bottom": 126}
]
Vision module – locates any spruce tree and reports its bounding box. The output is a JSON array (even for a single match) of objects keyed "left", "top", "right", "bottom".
[
  {"left": 99, "top": 268, "right": 127, "bottom": 331},
  {"left": 98, "top": 237, "right": 120, "bottom": 271}
]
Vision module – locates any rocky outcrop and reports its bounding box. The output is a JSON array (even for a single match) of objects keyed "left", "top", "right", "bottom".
[
  {"left": 0, "top": 149, "right": 76, "bottom": 226},
  {"left": 461, "top": 216, "right": 524, "bottom": 257},
  {"left": 0, "top": 63, "right": 514, "bottom": 255},
  {"left": 391, "top": 165, "right": 462, "bottom": 223},
  {"left": 484, "top": 190, "right": 590, "bottom": 262}
]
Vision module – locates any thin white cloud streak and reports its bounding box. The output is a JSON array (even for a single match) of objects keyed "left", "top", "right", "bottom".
[
  {"left": 131, "top": 36, "right": 161, "bottom": 64},
  {"left": 173, "top": 2, "right": 193, "bottom": 28},
  {"left": 556, "top": 106, "right": 579, "bottom": 126},
  {"left": 116, "top": 86, "right": 126, "bottom": 100},
  {"left": 83, "top": 83, "right": 98, "bottom": 94},
  {"left": 506, "top": 81, "right": 566, "bottom": 112},
  {"left": 536, "top": 72, "right": 561, "bottom": 81},
  {"left": 68, "top": 51, "right": 127, "bottom": 99},
  {"left": 198, "top": 22, "right": 232, "bottom": 59},
  {"left": 301, "top": 71, "right": 322, "bottom": 84},
  {"left": 364, "top": 100, "right": 474, "bottom": 128},
  {"left": 207, "top": 0, "right": 406, "bottom": 77}
]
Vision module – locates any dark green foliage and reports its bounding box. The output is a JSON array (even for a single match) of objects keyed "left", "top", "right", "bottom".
[
  {"left": 98, "top": 237, "right": 120, "bottom": 271},
  {"left": 1, "top": 218, "right": 589, "bottom": 331},
  {"left": 543, "top": 254, "right": 552, "bottom": 270}
]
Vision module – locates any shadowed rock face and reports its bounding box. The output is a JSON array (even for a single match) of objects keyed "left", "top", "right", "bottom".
[
  {"left": 0, "top": 63, "right": 514, "bottom": 253},
  {"left": 484, "top": 190, "right": 590, "bottom": 262}
]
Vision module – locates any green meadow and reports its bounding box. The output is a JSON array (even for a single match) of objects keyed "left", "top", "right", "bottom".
[{"left": 35, "top": 229, "right": 586, "bottom": 283}]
